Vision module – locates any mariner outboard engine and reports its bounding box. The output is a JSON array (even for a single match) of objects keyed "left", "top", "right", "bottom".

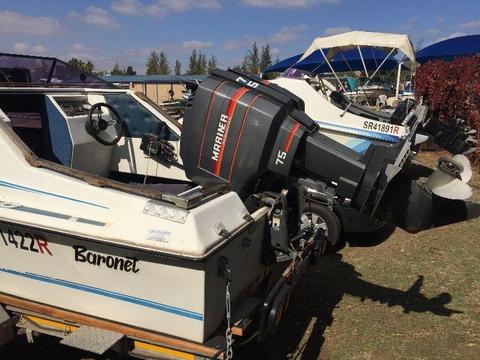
[
  {"left": 181, "top": 69, "right": 475, "bottom": 243},
  {"left": 182, "top": 70, "right": 408, "bottom": 213},
  {"left": 181, "top": 69, "right": 314, "bottom": 197}
]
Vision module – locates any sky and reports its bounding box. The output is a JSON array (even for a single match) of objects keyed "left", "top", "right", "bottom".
[{"left": 1, "top": 0, "right": 480, "bottom": 74}]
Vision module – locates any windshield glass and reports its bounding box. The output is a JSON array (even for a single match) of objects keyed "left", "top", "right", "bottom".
[
  {"left": 0, "top": 53, "right": 114, "bottom": 88},
  {"left": 103, "top": 93, "right": 179, "bottom": 140}
]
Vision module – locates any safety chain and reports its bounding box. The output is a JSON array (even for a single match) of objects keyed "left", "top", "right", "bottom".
[
  {"left": 143, "top": 146, "right": 152, "bottom": 184},
  {"left": 224, "top": 269, "right": 233, "bottom": 360}
]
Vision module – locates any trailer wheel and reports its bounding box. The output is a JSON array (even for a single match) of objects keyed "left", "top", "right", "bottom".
[{"left": 300, "top": 203, "right": 342, "bottom": 249}]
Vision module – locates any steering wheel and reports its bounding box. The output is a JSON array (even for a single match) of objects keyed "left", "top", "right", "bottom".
[{"left": 85, "top": 103, "right": 126, "bottom": 146}]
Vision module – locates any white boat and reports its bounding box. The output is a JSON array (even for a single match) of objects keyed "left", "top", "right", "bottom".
[
  {"left": 269, "top": 31, "right": 476, "bottom": 156},
  {"left": 0, "top": 53, "right": 275, "bottom": 347}
]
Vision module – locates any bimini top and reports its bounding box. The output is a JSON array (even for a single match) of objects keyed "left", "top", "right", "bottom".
[
  {"left": 417, "top": 34, "right": 480, "bottom": 64},
  {"left": 264, "top": 48, "right": 401, "bottom": 74},
  {"left": 298, "top": 31, "right": 416, "bottom": 63},
  {"left": 0, "top": 53, "right": 115, "bottom": 88}
]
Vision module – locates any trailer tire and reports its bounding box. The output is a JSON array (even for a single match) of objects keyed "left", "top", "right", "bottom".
[{"left": 301, "top": 203, "right": 342, "bottom": 249}]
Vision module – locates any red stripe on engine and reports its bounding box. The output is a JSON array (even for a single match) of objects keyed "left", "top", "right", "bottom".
[
  {"left": 283, "top": 122, "right": 301, "bottom": 152},
  {"left": 213, "top": 87, "right": 249, "bottom": 176},
  {"left": 198, "top": 81, "right": 228, "bottom": 166},
  {"left": 228, "top": 93, "right": 263, "bottom": 181}
]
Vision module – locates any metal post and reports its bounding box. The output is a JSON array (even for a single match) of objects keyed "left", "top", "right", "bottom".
[
  {"left": 319, "top": 48, "right": 346, "bottom": 93},
  {"left": 340, "top": 51, "right": 354, "bottom": 74},
  {"left": 395, "top": 61, "right": 402, "bottom": 98},
  {"left": 341, "top": 47, "right": 396, "bottom": 116},
  {"left": 357, "top": 46, "right": 369, "bottom": 79}
]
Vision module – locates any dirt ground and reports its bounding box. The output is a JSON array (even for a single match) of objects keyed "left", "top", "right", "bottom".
[{"left": 1, "top": 152, "right": 479, "bottom": 360}]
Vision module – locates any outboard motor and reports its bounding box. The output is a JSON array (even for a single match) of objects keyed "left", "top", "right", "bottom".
[
  {"left": 181, "top": 69, "right": 475, "bottom": 239},
  {"left": 182, "top": 70, "right": 407, "bottom": 213},
  {"left": 181, "top": 69, "right": 314, "bottom": 197}
]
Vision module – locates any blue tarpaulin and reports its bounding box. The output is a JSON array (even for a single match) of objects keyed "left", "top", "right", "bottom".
[
  {"left": 417, "top": 34, "right": 480, "bottom": 64},
  {"left": 264, "top": 48, "right": 400, "bottom": 74}
]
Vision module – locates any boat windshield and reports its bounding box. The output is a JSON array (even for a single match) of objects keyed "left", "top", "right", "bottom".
[
  {"left": 0, "top": 53, "right": 115, "bottom": 88},
  {"left": 282, "top": 68, "right": 313, "bottom": 79}
]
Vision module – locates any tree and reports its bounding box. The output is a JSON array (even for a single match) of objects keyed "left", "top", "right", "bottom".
[
  {"left": 84, "top": 61, "right": 94, "bottom": 73},
  {"left": 146, "top": 50, "right": 160, "bottom": 75},
  {"left": 260, "top": 44, "right": 272, "bottom": 73},
  {"left": 111, "top": 62, "right": 123, "bottom": 75},
  {"left": 237, "top": 42, "right": 263, "bottom": 74},
  {"left": 198, "top": 52, "right": 207, "bottom": 74},
  {"left": 68, "top": 58, "right": 95, "bottom": 73},
  {"left": 125, "top": 65, "right": 136, "bottom": 75},
  {"left": 247, "top": 41, "right": 260, "bottom": 74},
  {"left": 158, "top": 51, "right": 171, "bottom": 75},
  {"left": 146, "top": 50, "right": 170, "bottom": 75},
  {"left": 187, "top": 49, "right": 198, "bottom": 75},
  {"left": 187, "top": 50, "right": 210, "bottom": 74},
  {"left": 207, "top": 54, "right": 217, "bottom": 73},
  {"left": 241, "top": 55, "right": 249, "bottom": 72},
  {"left": 174, "top": 59, "right": 181, "bottom": 75},
  {"left": 68, "top": 58, "right": 82, "bottom": 69},
  {"left": 415, "top": 55, "right": 480, "bottom": 165}
]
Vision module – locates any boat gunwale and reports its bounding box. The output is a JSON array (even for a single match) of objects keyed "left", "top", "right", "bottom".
[
  {"left": 0, "top": 115, "right": 229, "bottom": 209},
  {"left": 0, "top": 206, "right": 269, "bottom": 264}
]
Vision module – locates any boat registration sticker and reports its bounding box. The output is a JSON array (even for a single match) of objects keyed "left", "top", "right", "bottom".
[
  {"left": 0, "top": 228, "right": 52, "bottom": 255},
  {"left": 146, "top": 229, "right": 171, "bottom": 243},
  {"left": 363, "top": 120, "right": 400, "bottom": 135}
]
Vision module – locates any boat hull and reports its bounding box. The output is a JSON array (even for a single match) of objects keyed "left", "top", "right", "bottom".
[{"left": 0, "top": 217, "right": 267, "bottom": 343}]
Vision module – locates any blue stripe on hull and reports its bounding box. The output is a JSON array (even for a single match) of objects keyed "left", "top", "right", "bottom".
[
  {"left": 344, "top": 138, "right": 372, "bottom": 154},
  {"left": 0, "top": 268, "right": 203, "bottom": 321},
  {"left": 0, "top": 180, "right": 108, "bottom": 209}
]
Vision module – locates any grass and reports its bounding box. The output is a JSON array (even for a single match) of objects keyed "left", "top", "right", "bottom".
[{"left": 240, "top": 152, "right": 480, "bottom": 359}]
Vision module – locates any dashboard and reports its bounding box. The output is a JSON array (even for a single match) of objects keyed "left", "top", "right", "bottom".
[{"left": 55, "top": 98, "right": 91, "bottom": 117}]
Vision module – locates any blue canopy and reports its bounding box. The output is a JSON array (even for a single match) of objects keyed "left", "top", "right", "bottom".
[
  {"left": 264, "top": 48, "right": 400, "bottom": 74},
  {"left": 417, "top": 34, "right": 480, "bottom": 64}
]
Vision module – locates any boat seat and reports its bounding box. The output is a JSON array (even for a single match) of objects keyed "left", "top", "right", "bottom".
[
  {"left": 0, "top": 94, "right": 72, "bottom": 167},
  {"left": 390, "top": 99, "right": 417, "bottom": 125},
  {"left": 7, "top": 112, "right": 47, "bottom": 158},
  {"left": 329, "top": 91, "right": 350, "bottom": 109}
]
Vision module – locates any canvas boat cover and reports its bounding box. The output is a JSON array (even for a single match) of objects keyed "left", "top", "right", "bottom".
[{"left": 298, "top": 31, "right": 416, "bottom": 63}]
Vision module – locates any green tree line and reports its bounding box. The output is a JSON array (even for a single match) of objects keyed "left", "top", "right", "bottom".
[
  {"left": 67, "top": 41, "right": 275, "bottom": 76},
  {"left": 144, "top": 49, "right": 218, "bottom": 75}
]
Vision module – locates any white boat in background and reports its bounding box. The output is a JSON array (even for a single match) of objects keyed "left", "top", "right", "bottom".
[{"left": 269, "top": 31, "right": 476, "bottom": 156}]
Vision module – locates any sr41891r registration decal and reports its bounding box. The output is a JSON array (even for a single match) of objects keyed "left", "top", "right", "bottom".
[{"left": 363, "top": 121, "right": 400, "bottom": 135}]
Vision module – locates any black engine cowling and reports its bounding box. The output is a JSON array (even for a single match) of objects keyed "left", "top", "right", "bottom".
[{"left": 181, "top": 69, "right": 409, "bottom": 215}]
